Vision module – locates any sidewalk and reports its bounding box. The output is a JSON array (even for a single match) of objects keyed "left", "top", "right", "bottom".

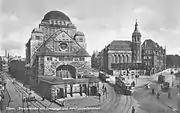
[
  {"left": 121, "top": 75, "right": 150, "bottom": 92},
  {"left": 15, "top": 79, "right": 110, "bottom": 108},
  {"left": 62, "top": 82, "right": 110, "bottom": 108},
  {"left": 13, "top": 79, "right": 60, "bottom": 108}
]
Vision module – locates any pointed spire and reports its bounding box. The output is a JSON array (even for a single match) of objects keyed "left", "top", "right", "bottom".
[
  {"left": 135, "top": 19, "right": 138, "bottom": 31},
  {"left": 135, "top": 19, "right": 138, "bottom": 26},
  {"left": 133, "top": 19, "right": 141, "bottom": 36}
]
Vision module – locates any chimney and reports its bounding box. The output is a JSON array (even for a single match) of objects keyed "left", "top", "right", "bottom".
[
  {"left": 145, "top": 41, "right": 147, "bottom": 47},
  {"left": 5, "top": 49, "right": 7, "bottom": 57}
]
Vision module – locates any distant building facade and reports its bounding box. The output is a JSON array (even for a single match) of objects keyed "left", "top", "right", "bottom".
[
  {"left": 1, "top": 56, "right": 9, "bottom": 72},
  {"left": 25, "top": 10, "right": 99, "bottom": 100},
  {"left": 91, "top": 51, "right": 101, "bottom": 69},
  {"left": 92, "top": 21, "right": 144, "bottom": 76},
  {"left": 142, "top": 39, "right": 166, "bottom": 74},
  {"left": 92, "top": 21, "right": 166, "bottom": 76}
]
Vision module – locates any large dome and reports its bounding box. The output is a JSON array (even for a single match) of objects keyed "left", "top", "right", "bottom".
[{"left": 42, "top": 11, "right": 71, "bottom": 21}]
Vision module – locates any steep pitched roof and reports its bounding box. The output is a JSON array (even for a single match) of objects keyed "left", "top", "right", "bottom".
[
  {"left": 142, "top": 39, "right": 160, "bottom": 50},
  {"left": 34, "top": 29, "right": 90, "bottom": 59},
  {"left": 37, "top": 44, "right": 52, "bottom": 54},
  {"left": 75, "top": 48, "right": 90, "bottom": 57},
  {"left": 108, "top": 40, "right": 132, "bottom": 50}
]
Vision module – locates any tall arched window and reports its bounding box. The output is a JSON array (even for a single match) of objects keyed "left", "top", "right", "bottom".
[
  {"left": 120, "top": 55, "right": 123, "bottom": 63},
  {"left": 111, "top": 55, "right": 115, "bottom": 63},
  {"left": 122, "top": 55, "right": 125, "bottom": 63},
  {"left": 114, "top": 54, "right": 118, "bottom": 63},
  {"left": 124, "top": 55, "right": 127, "bottom": 63},
  {"left": 126, "top": 55, "right": 129, "bottom": 63},
  {"left": 116, "top": 54, "right": 119, "bottom": 63},
  {"left": 118, "top": 54, "right": 121, "bottom": 63}
]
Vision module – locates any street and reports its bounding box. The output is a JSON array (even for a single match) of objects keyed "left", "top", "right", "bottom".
[
  {"left": 2, "top": 72, "right": 65, "bottom": 113},
  {"left": 132, "top": 70, "right": 180, "bottom": 113},
  {"left": 2, "top": 69, "right": 180, "bottom": 113},
  {"left": 2, "top": 71, "right": 136, "bottom": 113},
  {"left": 1, "top": 2, "right": 180, "bottom": 113}
]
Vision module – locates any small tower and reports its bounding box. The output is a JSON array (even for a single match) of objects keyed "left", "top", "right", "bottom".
[
  {"left": 5, "top": 49, "right": 7, "bottom": 57},
  {"left": 30, "top": 28, "right": 44, "bottom": 63},
  {"left": 132, "top": 19, "right": 142, "bottom": 63},
  {"left": 74, "top": 31, "right": 87, "bottom": 50}
]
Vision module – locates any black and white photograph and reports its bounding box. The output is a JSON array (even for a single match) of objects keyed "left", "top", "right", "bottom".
[{"left": 0, "top": 0, "right": 180, "bottom": 113}]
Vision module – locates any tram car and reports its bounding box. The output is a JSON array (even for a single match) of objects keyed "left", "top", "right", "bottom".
[
  {"left": 158, "top": 75, "right": 165, "bottom": 84},
  {"left": 115, "top": 77, "right": 132, "bottom": 95},
  {"left": 22, "top": 96, "right": 36, "bottom": 102},
  {"left": 98, "top": 71, "right": 109, "bottom": 82}
]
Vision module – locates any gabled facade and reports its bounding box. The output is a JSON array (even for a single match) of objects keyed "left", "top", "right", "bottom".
[
  {"left": 92, "top": 21, "right": 166, "bottom": 76},
  {"left": 142, "top": 39, "right": 166, "bottom": 74},
  {"left": 92, "top": 21, "right": 143, "bottom": 74}
]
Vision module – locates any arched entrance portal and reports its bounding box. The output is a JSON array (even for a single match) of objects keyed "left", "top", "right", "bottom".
[
  {"left": 91, "top": 86, "right": 97, "bottom": 96},
  {"left": 56, "top": 65, "right": 76, "bottom": 79}
]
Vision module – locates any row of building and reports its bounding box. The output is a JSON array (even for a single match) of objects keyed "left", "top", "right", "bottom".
[
  {"left": 91, "top": 21, "right": 166, "bottom": 76},
  {"left": 0, "top": 50, "right": 26, "bottom": 73}
]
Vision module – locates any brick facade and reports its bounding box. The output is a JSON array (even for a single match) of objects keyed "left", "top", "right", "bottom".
[
  {"left": 92, "top": 21, "right": 166, "bottom": 75},
  {"left": 25, "top": 11, "right": 93, "bottom": 89}
]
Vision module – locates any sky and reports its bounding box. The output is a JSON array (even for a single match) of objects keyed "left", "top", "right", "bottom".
[{"left": 0, "top": 0, "right": 180, "bottom": 57}]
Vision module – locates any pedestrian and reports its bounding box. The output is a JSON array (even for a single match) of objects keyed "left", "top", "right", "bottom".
[
  {"left": 168, "top": 92, "right": 171, "bottom": 99},
  {"left": 102, "top": 84, "right": 105, "bottom": 90},
  {"left": 152, "top": 88, "right": 155, "bottom": 94},
  {"left": 104, "top": 87, "right": 107, "bottom": 98},
  {"left": 132, "top": 106, "right": 135, "bottom": 113},
  {"left": 156, "top": 92, "right": 160, "bottom": 99},
  {"left": 3, "top": 82, "right": 6, "bottom": 88},
  {"left": 172, "top": 82, "right": 174, "bottom": 87},
  {"left": 98, "top": 93, "right": 101, "bottom": 103},
  {"left": 42, "top": 96, "right": 45, "bottom": 101},
  {"left": 61, "top": 101, "right": 65, "bottom": 107},
  {"left": 132, "top": 81, "right": 135, "bottom": 87},
  {"left": 102, "top": 88, "right": 105, "bottom": 96}
]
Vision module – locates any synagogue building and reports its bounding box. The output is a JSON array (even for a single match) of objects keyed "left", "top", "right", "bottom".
[{"left": 25, "top": 10, "right": 99, "bottom": 100}]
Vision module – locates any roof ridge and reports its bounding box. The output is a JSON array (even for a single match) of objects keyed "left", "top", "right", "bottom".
[
  {"left": 112, "top": 40, "right": 131, "bottom": 41},
  {"left": 31, "top": 29, "right": 63, "bottom": 67}
]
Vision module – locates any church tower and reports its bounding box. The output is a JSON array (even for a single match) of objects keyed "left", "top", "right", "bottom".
[{"left": 132, "top": 20, "right": 142, "bottom": 63}]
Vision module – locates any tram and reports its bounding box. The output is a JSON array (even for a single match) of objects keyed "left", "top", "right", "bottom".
[
  {"left": 98, "top": 71, "right": 109, "bottom": 82},
  {"left": 115, "top": 77, "right": 132, "bottom": 95}
]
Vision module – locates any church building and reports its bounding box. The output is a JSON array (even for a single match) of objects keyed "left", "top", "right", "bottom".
[
  {"left": 92, "top": 20, "right": 166, "bottom": 76},
  {"left": 25, "top": 11, "right": 99, "bottom": 100}
]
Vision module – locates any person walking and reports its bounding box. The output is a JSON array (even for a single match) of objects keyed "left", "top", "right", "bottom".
[
  {"left": 42, "top": 96, "right": 45, "bottom": 101},
  {"left": 156, "top": 92, "right": 160, "bottom": 99},
  {"left": 168, "top": 92, "right": 171, "bottom": 99},
  {"left": 152, "top": 88, "right": 155, "bottom": 95},
  {"left": 97, "top": 93, "right": 101, "bottom": 103},
  {"left": 132, "top": 81, "right": 135, "bottom": 87},
  {"left": 102, "top": 85, "right": 105, "bottom": 95},
  {"left": 132, "top": 106, "right": 135, "bottom": 113},
  {"left": 104, "top": 87, "right": 107, "bottom": 99}
]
